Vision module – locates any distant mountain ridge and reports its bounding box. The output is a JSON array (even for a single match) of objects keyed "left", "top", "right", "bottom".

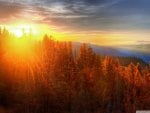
[{"left": 73, "top": 42, "right": 150, "bottom": 63}]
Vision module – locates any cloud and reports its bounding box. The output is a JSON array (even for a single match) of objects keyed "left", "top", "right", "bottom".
[
  {"left": 137, "top": 40, "right": 150, "bottom": 44},
  {"left": 23, "top": 0, "right": 123, "bottom": 31},
  {"left": 30, "top": 0, "right": 150, "bottom": 32},
  {"left": 1, "top": 0, "right": 150, "bottom": 33},
  {"left": 0, "top": 1, "right": 25, "bottom": 22}
]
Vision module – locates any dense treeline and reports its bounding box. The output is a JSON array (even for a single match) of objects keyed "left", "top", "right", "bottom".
[
  {"left": 0, "top": 29, "right": 150, "bottom": 113},
  {"left": 115, "top": 56, "right": 148, "bottom": 67}
]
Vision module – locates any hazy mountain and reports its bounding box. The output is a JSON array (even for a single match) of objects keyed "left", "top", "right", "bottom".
[{"left": 73, "top": 42, "right": 150, "bottom": 63}]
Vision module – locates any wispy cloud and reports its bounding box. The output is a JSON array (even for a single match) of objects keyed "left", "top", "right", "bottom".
[
  {"left": 0, "top": 1, "right": 25, "bottom": 22},
  {"left": 1, "top": 0, "right": 150, "bottom": 33}
]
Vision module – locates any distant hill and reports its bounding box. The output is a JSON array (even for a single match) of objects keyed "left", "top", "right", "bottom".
[
  {"left": 73, "top": 42, "right": 150, "bottom": 64},
  {"left": 115, "top": 56, "right": 148, "bottom": 67}
]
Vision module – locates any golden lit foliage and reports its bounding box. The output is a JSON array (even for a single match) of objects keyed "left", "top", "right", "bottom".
[{"left": 0, "top": 29, "right": 149, "bottom": 113}]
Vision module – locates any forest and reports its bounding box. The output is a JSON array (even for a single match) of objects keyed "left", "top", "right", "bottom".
[{"left": 0, "top": 28, "right": 150, "bottom": 113}]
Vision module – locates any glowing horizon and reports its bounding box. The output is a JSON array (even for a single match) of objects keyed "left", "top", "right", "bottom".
[
  {"left": 1, "top": 20, "right": 150, "bottom": 46},
  {"left": 0, "top": 0, "right": 150, "bottom": 47},
  {"left": 1, "top": 19, "right": 150, "bottom": 47}
]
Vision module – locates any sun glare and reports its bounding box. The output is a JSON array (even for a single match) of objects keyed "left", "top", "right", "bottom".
[
  {"left": 12, "top": 29, "right": 23, "bottom": 37},
  {"left": 7, "top": 23, "right": 35, "bottom": 38},
  {"left": 1, "top": 19, "right": 71, "bottom": 42}
]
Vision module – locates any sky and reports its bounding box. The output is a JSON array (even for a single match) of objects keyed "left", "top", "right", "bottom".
[{"left": 0, "top": 0, "right": 150, "bottom": 46}]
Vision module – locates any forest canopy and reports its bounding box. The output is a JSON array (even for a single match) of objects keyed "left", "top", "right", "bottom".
[{"left": 0, "top": 28, "right": 150, "bottom": 113}]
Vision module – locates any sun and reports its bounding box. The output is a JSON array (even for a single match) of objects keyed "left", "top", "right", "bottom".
[
  {"left": 2, "top": 20, "right": 63, "bottom": 40},
  {"left": 11, "top": 29, "right": 23, "bottom": 37},
  {"left": 2, "top": 20, "right": 39, "bottom": 38},
  {"left": 7, "top": 23, "right": 34, "bottom": 38}
]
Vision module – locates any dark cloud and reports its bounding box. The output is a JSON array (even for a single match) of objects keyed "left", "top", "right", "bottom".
[
  {"left": 1, "top": 0, "right": 150, "bottom": 32},
  {"left": 31, "top": 0, "right": 150, "bottom": 32},
  {"left": 26, "top": 0, "right": 122, "bottom": 31}
]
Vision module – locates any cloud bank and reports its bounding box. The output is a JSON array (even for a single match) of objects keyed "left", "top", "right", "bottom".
[{"left": 0, "top": 0, "right": 150, "bottom": 32}]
